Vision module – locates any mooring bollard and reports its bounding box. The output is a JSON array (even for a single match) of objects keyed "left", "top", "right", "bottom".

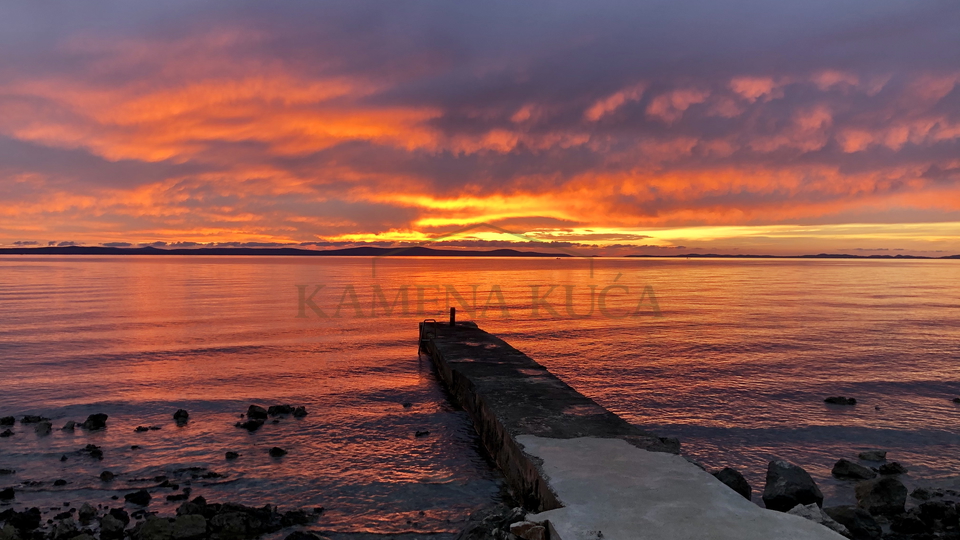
[{"left": 449, "top": 307, "right": 456, "bottom": 328}]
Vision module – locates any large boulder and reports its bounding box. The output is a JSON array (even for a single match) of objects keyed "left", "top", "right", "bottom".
[
  {"left": 786, "top": 504, "right": 849, "bottom": 537},
  {"left": 823, "top": 506, "right": 881, "bottom": 539},
  {"left": 832, "top": 458, "right": 877, "bottom": 480},
  {"left": 762, "top": 460, "right": 824, "bottom": 511},
  {"left": 855, "top": 477, "right": 907, "bottom": 515},
  {"left": 100, "top": 514, "right": 126, "bottom": 539},
  {"left": 713, "top": 467, "right": 751, "bottom": 500}
]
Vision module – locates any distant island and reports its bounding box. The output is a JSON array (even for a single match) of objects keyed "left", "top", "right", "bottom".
[{"left": 1, "top": 245, "right": 959, "bottom": 258}]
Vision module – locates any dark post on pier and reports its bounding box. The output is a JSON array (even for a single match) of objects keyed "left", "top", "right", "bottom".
[{"left": 418, "top": 320, "right": 845, "bottom": 540}]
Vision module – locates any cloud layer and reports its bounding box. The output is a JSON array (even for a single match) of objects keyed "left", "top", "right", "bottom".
[{"left": 1, "top": 1, "right": 959, "bottom": 254}]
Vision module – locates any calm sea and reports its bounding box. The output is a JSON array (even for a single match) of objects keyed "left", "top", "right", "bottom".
[{"left": 1, "top": 256, "right": 959, "bottom": 530}]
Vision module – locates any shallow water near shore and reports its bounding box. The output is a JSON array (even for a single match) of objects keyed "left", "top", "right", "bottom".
[{"left": 2, "top": 255, "right": 960, "bottom": 523}]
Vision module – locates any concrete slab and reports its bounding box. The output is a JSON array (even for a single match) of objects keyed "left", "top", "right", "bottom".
[{"left": 520, "top": 436, "right": 845, "bottom": 540}]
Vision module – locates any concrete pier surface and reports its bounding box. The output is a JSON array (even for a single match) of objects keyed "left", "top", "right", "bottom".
[{"left": 419, "top": 321, "right": 843, "bottom": 540}]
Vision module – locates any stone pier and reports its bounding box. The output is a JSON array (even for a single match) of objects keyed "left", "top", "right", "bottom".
[{"left": 419, "top": 321, "right": 844, "bottom": 540}]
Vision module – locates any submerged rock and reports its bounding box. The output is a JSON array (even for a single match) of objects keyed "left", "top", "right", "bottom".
[
  {"left": 174, "top": 409, "right": 189, "bottom": 424},
  {"left": 81, "top": 413, "right": 108, "bottom": 430},
  {"left": 786, "top": 503, "right": 849, "bottom": 537},
  {"left": 34, "top": 421, "right": 52, "bottom": 436},
  {"left": 712, "top": 467, "right": 751, "bottom": 500},
  {"left": 53, "top": 479, "right": 67, "bottom": 486},
  {"left": 824, "top": 396, "right": 857, "bottom": 405},
  {"left": 269, "top": 447, "right": 287, "bottom": 457},
  {"left": 832, "top": 458, "right": 877, "bottom": 480},
  {"left": 855, "top": 477, "right": 907, "bottom": 515},
  {"left": 762, "top": 460, "right": 824, "bottom": 512},
  {"left": 100, "top": 470, "right": 116, "bottom": 482},
  {"left": 225, "top": 452, "right": 240, "bottom": 460},
  {"left": 857, "top": 449, "right": 886, "bottom": 461},
  {"left": 236, "top": 419, "right": 263, "bottom": 432}
]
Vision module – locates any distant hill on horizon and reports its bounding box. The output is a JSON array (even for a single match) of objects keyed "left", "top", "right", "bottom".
[
  {"left": 0, "top": 245, "right": 573, "bottom": 257},
  {"left": 1, "top": 245, "right": 958, "bottom": 259}
]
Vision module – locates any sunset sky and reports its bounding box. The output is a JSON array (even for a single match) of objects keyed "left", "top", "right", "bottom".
[{"left": 1, "top": 1, "right": 959, "bottom": 255}]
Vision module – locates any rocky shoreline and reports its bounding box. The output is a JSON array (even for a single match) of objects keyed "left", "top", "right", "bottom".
[{"left": 1, "top": 407, "right": 327, "bottom": 540}]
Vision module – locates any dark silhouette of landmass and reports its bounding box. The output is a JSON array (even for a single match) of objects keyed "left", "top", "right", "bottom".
[
  {"left": 0, "top": 245, "right": 569, "bottom": 257},
  {"left": 0, "top": 246, "right": 957, "bottom": 258}
]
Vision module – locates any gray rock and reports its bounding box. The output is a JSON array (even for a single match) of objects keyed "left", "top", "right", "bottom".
[
  {"left": 713, "top": 467, "right": 751, "bottom": 500},
  {"left": 171, "top": 514, "right": 206, "bottom": 540},
  {"left": 786, "top": 503, "right": 850, "bottom": 537},
  {"left": 78, "top": 502, "right": 96, "bottom": 523},
  {"left": 209, "top": 512, "right": 246, "bottom": 540},
  {"left": 762, "top": 460, "right": 824, "bottom": 512},
  {"left": 832, "top": 459, "right": 877, "bottom": 480},
  {"left": 823, "top": 506, "right": 881, "bottom": 539},
  {"left": 857, "top": 450, "right": 886, "bottom": 461},
  {"left": 855, "top": 477, "right": 907, "bottom": 515},
  {"left": 100, "top": 514, "right": 126, "bottom": 539},
  {"left": 34, "top": 421, "right": 52, "bottom": 436},
  {"left": 139, "top": 516, "right": 173, "bottom": 540},
  {"left": 0, "top": 524, "right": 21, "bottom": 540},
  {"left": 52, "top": 518, "right": 78, "bottom": 540},
  {"left": 61, "top": 420, "right": 76, "bottom": 431}
]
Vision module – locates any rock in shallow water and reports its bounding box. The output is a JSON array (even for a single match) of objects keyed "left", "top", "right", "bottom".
[
  {"left": 832, "top": 458, "right": 877, "bottom": 480},
  {"left": 284, "top": 532, "right": 327, "bottom": 540},
  {"left": 247, "top": 405, "right": 268, "bottom": 420},
  {"left": 33, "top": 421, "right": 52, "bottom": 436},
  {"left": 174, "top": 409, "right": 190, "bottom": 424},
  {"left": 124, "top": 489, "right": 152, "bottom": 506},
  {"left": 269, "top": 447, "right": 287, "bottom": 457},
  {"left": 855, "top": 477, "right": 907, "bottom": 515},
  {"left": 0, "top": 417, "right": 14, "bottom": 426},
  {"left": 236, "top": 419, "right": 263, "bottom": 431},
  {"left": 878, "top": 462, "right": 907, "bottom": 475},
  {"left": 824, "top": 396, "right": 857, "bottom": 405},
  {"left": 712, "top": 467, "right": 751, "bottom": 500},
  {"left": 858, "top": 449, "right": 886, "bottom": 461},
  {"left": 762, "top": 460, "right": 824, "bottom": 512},
  {"left": 225, "top": 451, "right": 240, "bottom": 459},
  {"left": 81, "top": 413, "right": 108, "bottom": 430}
]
